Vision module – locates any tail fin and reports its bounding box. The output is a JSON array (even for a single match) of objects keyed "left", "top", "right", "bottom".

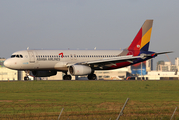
[{"left": 128, "top": 20, "right": 153, "bottom": 52}]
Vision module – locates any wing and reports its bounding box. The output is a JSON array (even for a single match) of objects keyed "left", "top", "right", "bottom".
[
  {"left": 66, "top": 55, "right": 146, "bottom": 67},
  {"left": 66, "top": 51, "right": 173, "bottom": 68}
]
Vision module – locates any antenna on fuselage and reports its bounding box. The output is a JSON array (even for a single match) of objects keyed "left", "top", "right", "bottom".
[
  {"left": 94, "top": 47, "right": 96, "bottom": 50},
  {"left": 27, "top": 47, "right": 29, "bottom": 50}
]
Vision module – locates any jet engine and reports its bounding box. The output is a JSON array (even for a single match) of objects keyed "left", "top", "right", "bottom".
[
  {"left": 69, "top": 65, "right": 92, "bottom": 76},
  {"left": 32, "top": 70, "right": 57, "bottom": 77}
]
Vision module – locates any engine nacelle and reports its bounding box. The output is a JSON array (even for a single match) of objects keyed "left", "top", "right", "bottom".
[
  {"left": 69, "top": 65, "right": 92, "bottom": 76},
  {"left": 32, "top": 70, "right": 57, "bottom": 77}
]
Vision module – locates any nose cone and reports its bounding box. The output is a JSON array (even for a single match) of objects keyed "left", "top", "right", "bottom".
[
  {"left": 4, "top": 58, "right": 18, "bottom": 70},
  {"left": 4, "top": 59, "right": 11, "bottom": 69},
  {"left": 4, "top": 58, "right": 22, "bottom": 70}
]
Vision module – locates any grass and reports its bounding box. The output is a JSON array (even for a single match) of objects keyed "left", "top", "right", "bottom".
[{"left": 0, "top": 80, "right": 179, "bottom": 119}]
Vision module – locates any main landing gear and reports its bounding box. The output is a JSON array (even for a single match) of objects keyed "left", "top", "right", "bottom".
[
  {"left": 87, "top": 74, "right": 97, "bottom": 80},
  {"left": 62, "top": 72, "right": 97, "bottom": 80},
  {"left": 63, "top": 72, "right": 72, "bottom": 80}
]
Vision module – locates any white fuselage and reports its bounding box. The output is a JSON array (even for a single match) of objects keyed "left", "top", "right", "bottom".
[{"left": 4, "top": 50, "right": 123, "bottom": 71}]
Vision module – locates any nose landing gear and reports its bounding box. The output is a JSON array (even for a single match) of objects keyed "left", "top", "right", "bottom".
[
  {"left": 24, "top": 76, "right": 29, "bottom": 81},
  {"left": 24, "top": 70, "right": 30, "bottom": 81}
]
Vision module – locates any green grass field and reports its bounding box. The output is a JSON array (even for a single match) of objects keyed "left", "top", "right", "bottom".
[{"left": 0, "top": 80, "right": 179, "bottom": 119}]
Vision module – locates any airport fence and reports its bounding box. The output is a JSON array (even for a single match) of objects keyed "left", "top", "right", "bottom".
[{"left": 0, "top": 100, "right": 178, "bottom": 120}]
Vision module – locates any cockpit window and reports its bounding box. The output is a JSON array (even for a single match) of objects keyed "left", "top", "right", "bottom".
[
  {"left": 11, "top": 55, "right": 16, "bottom": 58},
  {"left": 11, "top": 54, "right": 23, "bottom": 58}
]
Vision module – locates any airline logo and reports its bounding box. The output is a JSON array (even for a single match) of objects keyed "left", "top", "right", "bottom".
[
  {"left": 137, "top": 45, "right": 140, "bottom": 48},
  {"left": 59, "top": 52, "right": 63, "bottom": 58}
]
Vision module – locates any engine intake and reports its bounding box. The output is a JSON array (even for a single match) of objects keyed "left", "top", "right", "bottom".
[{"left": 69, "top": 65, "right": 92, "bottom": 76}]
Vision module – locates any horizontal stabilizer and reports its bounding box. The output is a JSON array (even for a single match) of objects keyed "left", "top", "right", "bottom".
[
  {"left": 155, "top": 51, "right": 173, "bottom": 55},
  {"left": 144, "top": 51, "right": 173, "bottom": 57}
]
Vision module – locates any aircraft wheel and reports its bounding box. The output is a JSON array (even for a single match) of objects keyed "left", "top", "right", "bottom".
[
  {"left": 63, "top": 75, "right": 72, "bottom": 80},
  {"left": 24, "top": 76, "right": 29, "bottom": 81},
  {"left": 88, "top": 74, "right": 96, "bottom": 80}
]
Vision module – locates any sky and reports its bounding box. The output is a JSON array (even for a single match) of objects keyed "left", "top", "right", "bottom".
[{"left": 0, "top": 0, "right": 179, "bottom": 69}]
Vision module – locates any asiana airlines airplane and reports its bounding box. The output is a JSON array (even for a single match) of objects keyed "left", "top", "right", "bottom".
[{"left": 4, "top": 20, "right": 172, "bottom": 80}]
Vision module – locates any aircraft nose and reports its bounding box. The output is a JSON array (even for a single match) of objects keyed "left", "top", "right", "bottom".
[{"left": 4, "top": 59, "right": 11, "bottom": 68}]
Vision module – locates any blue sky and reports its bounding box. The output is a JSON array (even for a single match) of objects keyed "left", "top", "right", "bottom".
[{"left": 0, "top": 0, "right": 179, "bottom": 69}]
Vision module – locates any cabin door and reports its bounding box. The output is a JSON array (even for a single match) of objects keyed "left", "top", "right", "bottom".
[{"left": 28, "top": 51, "right": 35, "bottom": 63}]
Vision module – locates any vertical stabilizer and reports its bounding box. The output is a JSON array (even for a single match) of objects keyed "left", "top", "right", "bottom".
[{"left": 128, "top": 20, "right": 153, "bottom": 52}]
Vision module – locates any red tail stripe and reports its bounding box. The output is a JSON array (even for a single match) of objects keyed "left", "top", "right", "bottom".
[{"left": 128, "top": 28, "right": 142, "bottom": 50}]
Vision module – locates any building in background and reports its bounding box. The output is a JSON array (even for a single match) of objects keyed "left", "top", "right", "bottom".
[
  {"left": 131, "top": 59, "right": 153, "bottom": 76},
  {"left": 157, "top": 60, "right": 177, "bottom": 72},
  {"left": 94, "top": 67, "right": 131, "bottom": 80},
  {"left": 0, "top": 59, "right": 5, "bottom": 67},
  {"left": 157, "top": 61, "right": 165, "bottom": 71},
  {"left": 175, "top": 57, "right": 179, "bottom": 70}
]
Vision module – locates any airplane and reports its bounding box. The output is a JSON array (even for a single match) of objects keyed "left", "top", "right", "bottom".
[{"left": 4, "top": 20, "right": 172, "bottom": 80}]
